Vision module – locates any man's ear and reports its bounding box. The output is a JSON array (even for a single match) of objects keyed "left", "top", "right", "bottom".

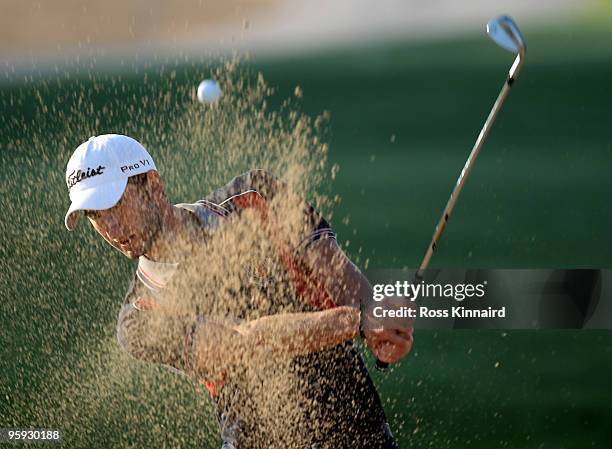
[{"left": 145, "top": 171, "right": 166, "bottom": 202}]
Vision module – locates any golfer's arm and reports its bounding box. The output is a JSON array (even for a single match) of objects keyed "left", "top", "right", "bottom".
[
  {"left": 301, "top": 239, "right": 415, "bottom": 334},
  {"left": 191, "top": 307, "right": 359, "bottom": 376},
  {"left": 237, "top": 306, "right": 360, "bottom": 357}
]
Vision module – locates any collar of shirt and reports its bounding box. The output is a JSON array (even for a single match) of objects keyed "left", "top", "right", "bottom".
[{"left": 135, "top": 202, "right": 224, "bottom": 292}]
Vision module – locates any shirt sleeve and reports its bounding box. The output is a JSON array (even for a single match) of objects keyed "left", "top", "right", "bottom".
[
  {"left": 116, "top": 272, "right": 198, "bottom": 376},
  {"left": 203, "top": 169, "right": 336, "bottom": 252}
]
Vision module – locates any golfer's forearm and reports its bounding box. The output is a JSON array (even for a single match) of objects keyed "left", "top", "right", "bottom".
[{"left": 240, "top": 306, "right": 360, "bottom": 357}]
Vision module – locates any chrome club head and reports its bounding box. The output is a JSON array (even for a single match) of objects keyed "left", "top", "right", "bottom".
[
  {"left": 487, "top": 15, "right": 526, "bottom": 55},
  {"left": 487, "top": 15, "right": 526, "bottom": 81}
]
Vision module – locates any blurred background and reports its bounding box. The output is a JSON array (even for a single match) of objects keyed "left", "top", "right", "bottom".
[{"left": 1, "top": 0, "right": 611, "bottom": 448}]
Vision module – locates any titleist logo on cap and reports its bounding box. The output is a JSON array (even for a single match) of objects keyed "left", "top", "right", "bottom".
[{"left": 67, "top": 165, "right": 105, "bottom": 188}]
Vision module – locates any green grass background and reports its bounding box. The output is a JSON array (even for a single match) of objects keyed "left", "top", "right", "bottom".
[{"left": 1, "top": 19, "right": 611, "bottom": 448}]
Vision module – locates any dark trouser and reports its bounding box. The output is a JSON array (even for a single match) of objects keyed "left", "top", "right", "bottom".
[
  {"left": 307, "top": 422, "right": 399, "bottom": 449},
  {"left": 221, "top": 422, "right": 398, "bottom": 449}
]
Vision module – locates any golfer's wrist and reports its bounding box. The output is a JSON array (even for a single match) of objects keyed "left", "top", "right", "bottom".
[
  {"left": 358, "top": 308, "right": 370, "bottom": 340},
  {"left": 358, "top": 298, "right": 375, "bottom": 340}
]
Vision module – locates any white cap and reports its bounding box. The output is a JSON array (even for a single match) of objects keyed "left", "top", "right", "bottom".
[{"left": 64, "top": 134, "right": 157, "bottom": 230}]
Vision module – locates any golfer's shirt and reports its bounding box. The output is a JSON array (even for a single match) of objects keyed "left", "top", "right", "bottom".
[{"left": 116, "top": 170, "right": 395, "bottom": 449}]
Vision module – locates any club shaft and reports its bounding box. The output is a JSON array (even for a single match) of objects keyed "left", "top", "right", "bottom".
[
  {"left": 375, "top": 53, "right": 523, "bottom": 371},
  {"left": 417, "top": 63, "right": 516, "bottom": 277}
]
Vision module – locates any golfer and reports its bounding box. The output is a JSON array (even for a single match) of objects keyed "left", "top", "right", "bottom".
[{"left": 64, "top": 134, "right": 412, "bottom": 448}]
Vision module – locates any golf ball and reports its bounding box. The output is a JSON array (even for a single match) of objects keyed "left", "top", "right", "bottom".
[{"left": 197, "top": 79, "right": 222, "bottom": 104}]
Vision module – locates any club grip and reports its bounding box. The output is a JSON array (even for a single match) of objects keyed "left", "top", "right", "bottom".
[{"left": 375, "top": 359, "right": 389, "bottom": 371}]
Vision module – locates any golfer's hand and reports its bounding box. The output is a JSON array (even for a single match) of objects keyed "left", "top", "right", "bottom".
[
  {"left": 362, "top": 297, "right": 414, "bottom": 364},
  {"left": 364, "top": 327, "right": 413, "bottom": 364}
]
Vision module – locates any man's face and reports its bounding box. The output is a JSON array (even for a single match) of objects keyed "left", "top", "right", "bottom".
[{"left": 86, "top": 180, "right": 159, "bottom": 259}]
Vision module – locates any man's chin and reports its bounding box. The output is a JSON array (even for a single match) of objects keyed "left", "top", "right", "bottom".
[{"left": 122, "top": 248, "right": 144, "bottom": 259}]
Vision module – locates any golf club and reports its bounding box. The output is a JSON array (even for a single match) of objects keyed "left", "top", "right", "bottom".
[{"left": 375, "top": 15, "right": 526, "bottom": 371}]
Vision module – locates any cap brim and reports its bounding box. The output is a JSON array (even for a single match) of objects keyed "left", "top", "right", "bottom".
[{"left": 64, "top": 178, "right": 128, "bottom": 231}]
